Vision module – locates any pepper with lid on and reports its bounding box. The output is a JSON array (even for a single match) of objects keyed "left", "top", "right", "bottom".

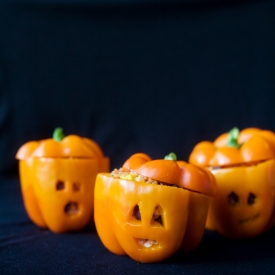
[
  {"left": 16, "top": 128, "right": 109, "bottom": 233},
  {"left": 189, "top": 127, "right": 275, "bottom": 239},
  {"left": 94, "top": 152, "right": 216, "bottom": 263}
]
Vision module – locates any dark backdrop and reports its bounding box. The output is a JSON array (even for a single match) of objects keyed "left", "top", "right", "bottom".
[
  {"left": 1, "top": 1, "right": 275, "bottom": 274},
  {"left": 1, "top": 0, "right": 275, "bottom": 176}
]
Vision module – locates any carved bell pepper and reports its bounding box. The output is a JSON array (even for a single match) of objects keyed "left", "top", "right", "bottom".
[
  {"left": 189, "top": 127, "right": 275, "bottom": 238},
  {"left": 94, "top": 153, "right": 216, "bottom": 263},
  {"left": 16, "top": 128, "right": 109, "bottom": 233}
]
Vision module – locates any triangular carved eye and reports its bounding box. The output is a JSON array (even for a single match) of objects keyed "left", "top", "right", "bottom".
[
  {"left": 248, "top": 192, "right": 256, "bottom": 205},
  {"left": 228, "top": 191, "right": 239, "bottom": 205},
  {"left": 151, "top": 205, "right": 163, "bottom": 226},
  {"left": 133, "top": 205, "right": 141, "bottom": 221}
]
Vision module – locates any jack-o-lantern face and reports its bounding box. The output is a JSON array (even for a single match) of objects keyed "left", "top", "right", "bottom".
[
  {"left": 189, "top": 127, "right": 275, "bottom": 238},
  {"left": 16, "top": 128, "right": 109, "bottom": 233},
  {"left": 94, "top": 174, "right": 189, "bottom": 263},
  {"left": 94, "top": 153, "right": 216, "bottom": 263},
  {"left": 31, "top": 158, "right": 101, "bottom": 233},
  {"left": 111, "top": 179, "right": 189, "bottom": 263},
  {"left": 206, "top": 159, "right": 275, "bottom": 238}
]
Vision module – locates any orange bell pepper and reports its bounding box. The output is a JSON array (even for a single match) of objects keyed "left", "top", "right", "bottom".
[
  {"left": 94, "top": 153, "right": 215, "bottom": 263},
  {"left": 16, "top": 128, "right": 109, "bottom": 233},
  {"left": 189, "top": 127, "right": 275, "bottom": 238}
]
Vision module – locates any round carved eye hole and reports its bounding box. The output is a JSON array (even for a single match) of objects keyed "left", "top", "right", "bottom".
[
  {"left": 248, "top": 192, "right": 256, "bottom": 205},
  {"left": 56, "top": 180, "right": 65, "bottom": 190},
  {"left": 228, "top": 191, "right": 239, "bottom": 205}
]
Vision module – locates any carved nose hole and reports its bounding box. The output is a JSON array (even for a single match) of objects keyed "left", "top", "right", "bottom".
[
  {"left": 228, "top": 191, "right": 239, "bottom": 206},
  {"left": 56, "top": 180, "right": 65, "bottom": 190},
  {"left": 248, "top": 192, "right": 256, "bottom": 205},
  {"left": 73, "top": 182, "right": 81, "bottom": 192},
  {"left": 64, "top": 202, "right": 79, "bottom": 215},
  {"left": 151, "top": 205, "right": 163, "bottom": 226},
  {"left": 133, "top": 205, "right": 141, "bottom": 221}
]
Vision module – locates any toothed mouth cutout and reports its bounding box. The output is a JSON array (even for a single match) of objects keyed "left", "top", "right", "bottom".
[{"left": 136, "top": 238, "right": 159, "bottom": 248}]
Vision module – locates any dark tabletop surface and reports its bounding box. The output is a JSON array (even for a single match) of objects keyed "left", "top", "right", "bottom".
[{"left": 1, "top": 176, "right": 275, "bottom": 275}]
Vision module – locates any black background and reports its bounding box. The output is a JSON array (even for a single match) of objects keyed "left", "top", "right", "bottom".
[
  {"left": 1, "top": 0, "right": 275, "bottom": 176},
  {"left": 1, "top": 0, "right": 275, "bottom": 274}
]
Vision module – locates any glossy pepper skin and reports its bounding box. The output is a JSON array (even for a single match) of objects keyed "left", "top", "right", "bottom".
[
  {"left": 94, "top": 153, "right": 216, "bottom": 263},
  {"left": 16, "top": 128, "right": 109, "bottom": 233},
  {"left": 189, "top": 127, "right": 275, "bottom": 238}
]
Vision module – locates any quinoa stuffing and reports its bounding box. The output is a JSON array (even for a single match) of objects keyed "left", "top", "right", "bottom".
[{"left": 111, "top": 168, "right": 179, "bottom": 187}]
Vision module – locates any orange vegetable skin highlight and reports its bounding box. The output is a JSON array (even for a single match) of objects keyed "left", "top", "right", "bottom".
[
  {"left": 16, "top": 129, "right": 109, "bottom": 233},
  {"left": 94, "top": 153, "right": 216, "bottom": 263},
  {"left": 189, "top": 127, "right": 275, "bottom": 238}
]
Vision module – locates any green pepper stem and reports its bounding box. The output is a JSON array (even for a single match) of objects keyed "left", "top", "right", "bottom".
[
  {"left": 226, "top": 127, "right": 241, "bottom": 148},
  {"left": 164, "top": 152, "right": 177, "bottom": 161},
  {"left": 53, "top": 127, "right": 65, "bottom": 142}
]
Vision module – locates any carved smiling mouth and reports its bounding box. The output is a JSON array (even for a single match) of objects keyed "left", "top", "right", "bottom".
[
  {"left": 136, "top": 238, "right": 159, "bottom": 248},
  {"left": 238, "top": 213, "right": 260, "bottom": 224}
]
